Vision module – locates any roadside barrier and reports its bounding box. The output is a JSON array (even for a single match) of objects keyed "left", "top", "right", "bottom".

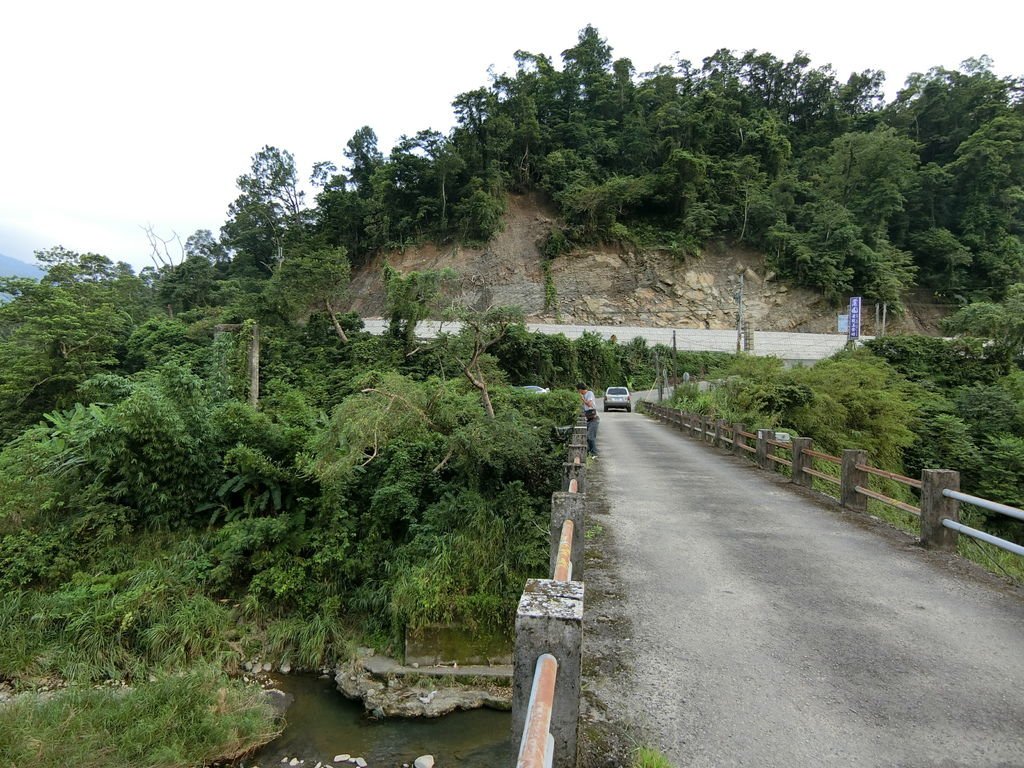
[
  {"left": 513, "top": 418, "right": 588, "bottom": 768},
  {"left": 643, "top": 403, "right": 1024, "bottom": 560}
]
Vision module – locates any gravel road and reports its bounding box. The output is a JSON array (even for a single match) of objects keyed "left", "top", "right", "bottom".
[{"left": 578, "top": 405, "right": 1024, "bottom": 768}]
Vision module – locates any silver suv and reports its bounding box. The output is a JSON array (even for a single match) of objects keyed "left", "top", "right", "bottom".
[{"left": 604, "top": 386, "right": 632, "bottom": 412}]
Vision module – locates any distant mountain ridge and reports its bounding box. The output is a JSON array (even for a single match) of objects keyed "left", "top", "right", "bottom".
[{"left": 0, "top": 252, "right": 42, "bottom": 278}]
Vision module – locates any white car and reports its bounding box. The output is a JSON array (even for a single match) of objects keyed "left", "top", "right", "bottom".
[{"left": 604, "top": 386, "right": 631, "bottom": 412}]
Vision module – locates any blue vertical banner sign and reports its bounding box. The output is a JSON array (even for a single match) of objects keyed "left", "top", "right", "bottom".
[{"left": 848, "top": 296, "right": 862, "bottom": 340}]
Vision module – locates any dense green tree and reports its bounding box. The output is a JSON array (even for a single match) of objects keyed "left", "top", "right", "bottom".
[
  {"left": 267, "top": 247, "right": 352, "bottom": 343},
  {"left": 221, "top": 146, "right": 309, "bottom": 276},
  {"left": 0, "top": 249, "right": 149, "bottom": 440},
  {"left": 943, "top": 283, "right": 1024, "bottom": 358},
  {"left": 382, "top": 266, "right": 454, "bottom": 353}
]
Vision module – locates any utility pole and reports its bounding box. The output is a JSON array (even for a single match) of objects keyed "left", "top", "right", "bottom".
[
  {"left": 672, "top": 329, "right": 678, "bottom": 387},
  {"left": 735, "top": 272, "right": 744, "bottom": 354},
  {"left": 654, "top": 349, "right": 663, "bottom": 402}
]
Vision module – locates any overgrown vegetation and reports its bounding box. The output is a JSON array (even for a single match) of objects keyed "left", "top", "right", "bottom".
[
  {"left": 2, "top": 23, "right": 1023, "bottom": 761},
  {"left": 0, "top": 666, "right": 280, "bottom": 768},
  {"left": 668, "top": 332, "right": 1024, "bottom": 578},
  {"left": 0, "top": 243, "right": 697, "bottom": 759}
]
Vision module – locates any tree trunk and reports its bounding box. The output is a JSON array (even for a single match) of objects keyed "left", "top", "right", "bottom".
[
  {"left": 463, "top": 366, "right": 495, "bottom": 419},
  {"left": 324, "top": 300, "right": 349, "bottom": 343}
]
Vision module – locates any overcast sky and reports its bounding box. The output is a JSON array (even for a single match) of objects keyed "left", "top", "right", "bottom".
[{"left": 3, "top": 0, "right": 1022, "bottom": 271}]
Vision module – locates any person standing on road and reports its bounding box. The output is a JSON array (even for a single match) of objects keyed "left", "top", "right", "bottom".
[{"left": 577, "top": 382, "right": 600, "bottom": 457}]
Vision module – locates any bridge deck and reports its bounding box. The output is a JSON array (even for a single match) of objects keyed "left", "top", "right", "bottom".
[{"left": 582, "top": 401, "right": 1024, "bottom": 767}]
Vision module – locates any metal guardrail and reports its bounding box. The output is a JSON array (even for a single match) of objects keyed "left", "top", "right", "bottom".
[
  {"left": 642, "top": 401, "right": 1024, "bottom": 561},
  {"left": 941, "top": 490, "right": 1024, "bottom": 557},
  {"left": 855, "top": 485, "right": 921, "bottom": 517},
  {"left": 943, "top": 490, "right": 1024, "bottom": 523},
  {"left": 858, "top": 463, "right": 923, "bottom": 489}
]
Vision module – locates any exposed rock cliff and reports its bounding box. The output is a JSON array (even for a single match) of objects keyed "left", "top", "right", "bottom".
[{"left": 347, "top": 193, "right": 948, "bottom": 335}]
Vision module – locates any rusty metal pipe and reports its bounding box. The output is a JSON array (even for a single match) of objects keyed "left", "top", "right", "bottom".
[
  {"left": 517, "top": 653, "right": 558, "bottom": 768},
  {"left": 553, "top": 519, "right": 575, "bottom": 582}
]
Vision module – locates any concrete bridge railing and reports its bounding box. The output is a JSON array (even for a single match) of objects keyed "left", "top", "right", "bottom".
[
  {"left": 643, "top": 402, "right": 1024, "bottom": 560},
  {"left": 512, "top": 420, "right": 588, "bottom": 768}
]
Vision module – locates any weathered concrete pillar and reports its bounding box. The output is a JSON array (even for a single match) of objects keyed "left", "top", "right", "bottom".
[
  {"left": 713, "top": 419, "right": 724, "bottom": 448},
  {"left": 690, "top": 413, "right": 701, "bottom": 439},
  {"left": 550, "top": 492, "right": 586, "bottom": 581},
  {"left": 733, "top": 423, "right": 745, "bottom": 455},
  {"left": 567, "top": 444, "right": 586, "bottom": 466},
  {"left": 512, "top": 579, "right": 584, "bottom": 768},
  {"left": 756, "top": 429, "right": 773, "bottom": 469},
  {"left": 791, "top": 437, "right": 814, "bottom": 488},
  {"left": 248, "top": 323, "right": 260, "bottom": 408},
  {"left": 571, "top": 426, "right": 587, "bottom": 449},
  {"left": 562, "top": 463, "right": 586, "bottom": 495},
  {"left": 841, "top": 449, "right": 868, "bottom": 511},
  {"left": 920, "top": 469, "right": 960, "bottom": 551}
]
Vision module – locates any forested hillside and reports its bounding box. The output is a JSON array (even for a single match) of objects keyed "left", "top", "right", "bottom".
[
  {"left": 1, "top": 25, "right": 1023, "bottom": 766},
  {"left": 210, "top": 25, "right": 1024, "bottom": 312}
]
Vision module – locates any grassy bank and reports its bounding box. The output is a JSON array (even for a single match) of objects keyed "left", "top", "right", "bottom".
[{"left": 0, "top": 666, "right": 280, "bottom": 768}]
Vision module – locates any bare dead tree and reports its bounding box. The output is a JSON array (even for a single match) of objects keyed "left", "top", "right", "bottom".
[{"left": 141, "top": 224, "right": 185, "bottom": 271}]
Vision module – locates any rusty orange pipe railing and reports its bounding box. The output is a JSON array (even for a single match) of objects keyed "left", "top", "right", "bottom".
[
  {"left": 553, "top": 519, "right": 574, "bottom": 582},
  {"left": 517, "top": 653, "right": 558, "bottom": 768}
]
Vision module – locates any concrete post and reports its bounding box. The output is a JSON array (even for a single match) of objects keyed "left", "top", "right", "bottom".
[
  {"left": 562, "top": 463, "right": 586, "bottom": 495},
  {"left": 567, "top": 444, "right": 586, "bottom": 466},
  {"left": 248, "top": 323, "right": 260, "bottom": 408},
  {"left": 550, "top": 492, "right": 586, "bottom": 581},
  {"left": 920, "top": 469, "right": 960, "bottom": 551},
  {"left": 840, "top": 449, "right": 868, "bottom": 512},
  {"left": 791, "top": 437, "right": 814, "bottom": 488},
  {"left": 713, "top": 419, "right": 724, "bottom": 448},
  {"left": 513, "top": 579, "right": 584, "bottom": 768},
  {"left": 733, "top": 423, "right": 745, "bottom": 455},
  {"left": 756, "top": 429, "right": 773, "bottom": 469},
  {"left": 571, "top": 426, "right": 587, "bottom": 449},
  {"left": 690, "top": 413, "right": 701, "bottom": 439}
]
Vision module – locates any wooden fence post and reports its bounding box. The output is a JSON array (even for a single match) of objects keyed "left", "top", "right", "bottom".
[
  {"left": 920, "top": 469, "right": 960, "bottom": 551},
  {"left": 756, "top": 429, "right": 773, "bottom": 469},
  {"left": 791, "top": 437, "right": 814, "bottom": 488},
  {"left": 732, "top": 423, "right": 745, "bottom": 455},
  {"left": 841, "top": 449, "right": 868, "bottom": 511}
]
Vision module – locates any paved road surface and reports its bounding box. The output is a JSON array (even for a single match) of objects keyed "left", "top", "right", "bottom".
[{"left": 581, "top": 404, "right": 1024, "bottom": 768}]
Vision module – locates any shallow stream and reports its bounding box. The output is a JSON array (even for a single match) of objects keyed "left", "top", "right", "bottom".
[{"left": 239, "top": 673, "right": 514, "bottom": 768}]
